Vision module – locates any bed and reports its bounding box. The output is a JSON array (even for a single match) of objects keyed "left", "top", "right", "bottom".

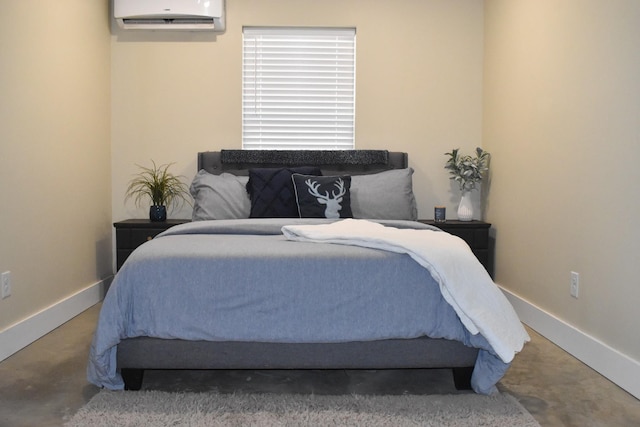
[{"left": 88, "top": 150, "right": 528, "bottom": 395}]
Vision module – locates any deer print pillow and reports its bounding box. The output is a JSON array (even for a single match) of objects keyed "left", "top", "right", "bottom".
[{"left": 292, "top": 174, "right": 353, "bottom": 219}]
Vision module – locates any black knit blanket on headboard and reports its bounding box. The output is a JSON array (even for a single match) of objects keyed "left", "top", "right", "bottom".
[{"left": 220, "top": 150, "right": 389, "bottom": 166}]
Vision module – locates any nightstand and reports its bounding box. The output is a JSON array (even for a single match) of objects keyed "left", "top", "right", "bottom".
[
  {"left": 114, "top": 219, "right": 190, "bottom": 270},
  {"left": 418, "top": 220, "right": 493, "bottom": 277}
]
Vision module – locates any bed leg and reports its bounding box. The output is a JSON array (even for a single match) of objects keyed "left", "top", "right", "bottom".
[
  {"left": 452, "top": 367, "right": 473, "bottom": 390},
  {"left": 121, "top": 368, "right": 144, "bottom": 390}
]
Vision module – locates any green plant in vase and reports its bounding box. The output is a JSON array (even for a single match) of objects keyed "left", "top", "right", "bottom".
[
  {"left": 125, "top": 160, "right": 191, "bottom": 222},
  {"left": 444, "top": 147, "right": 490, "bottom": 221}
]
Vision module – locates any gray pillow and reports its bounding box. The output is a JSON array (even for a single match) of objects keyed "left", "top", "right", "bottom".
[
  {"left": 190, "top": 170, "right": 250, "bottom": 220},
  {"left": 350, "top": 168, "right": 418, "bottom": 220}
]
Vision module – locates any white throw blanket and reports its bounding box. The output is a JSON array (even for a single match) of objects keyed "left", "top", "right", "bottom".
[{"left": 282, "top": 219, "right": 529, "bottom": 363}]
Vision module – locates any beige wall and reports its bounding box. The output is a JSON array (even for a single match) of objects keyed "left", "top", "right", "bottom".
[
  {"left": 0, "top": 1, "right": 112, "bottom": 331},
  {"left": 484, "top": 0, "right": 640, "bottom": 361},
  {"left": 111, "top": 0, "right": 484, "bottom": 221}
]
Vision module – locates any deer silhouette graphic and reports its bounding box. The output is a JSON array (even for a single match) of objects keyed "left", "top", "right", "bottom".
[{"left": 305, "top": 178, "right": 346, "bottom": 219}]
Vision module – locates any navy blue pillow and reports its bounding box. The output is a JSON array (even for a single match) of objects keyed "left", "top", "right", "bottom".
[
  {"left": 247, "top": 167, "right": 322, "bottom": 218},
  {"left": 292, "top": 174, "right": 352, "bottom": 219}
]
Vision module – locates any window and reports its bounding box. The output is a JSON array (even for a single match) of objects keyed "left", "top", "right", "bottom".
[{"left": 242, "top": 27, "right": 356, "bottom": 150}]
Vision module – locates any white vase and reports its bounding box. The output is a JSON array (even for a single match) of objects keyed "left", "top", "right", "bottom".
[{"left": 457, "top": 191, "right": 473, "bottom": 221}]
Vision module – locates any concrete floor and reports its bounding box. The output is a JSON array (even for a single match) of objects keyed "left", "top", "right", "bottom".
[{"left": 1, "top": 303, "right": 639, "bottom": 427}]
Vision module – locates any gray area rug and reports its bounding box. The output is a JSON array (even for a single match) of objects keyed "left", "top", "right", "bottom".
[{"left": 65, "top": 390, "right": 540, "bottom": 426}]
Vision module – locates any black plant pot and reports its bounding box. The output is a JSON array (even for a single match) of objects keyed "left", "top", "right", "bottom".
[{"left": 149, "top": 205, "right": 167, "bottom": 222}]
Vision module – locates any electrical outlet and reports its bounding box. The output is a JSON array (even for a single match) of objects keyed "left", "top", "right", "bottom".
[
  {"left": 570, "top": 271, "right": 579, "bottom": 299},
  {"left": 1, "top": 271, "right": 11, "bottom": 299}
]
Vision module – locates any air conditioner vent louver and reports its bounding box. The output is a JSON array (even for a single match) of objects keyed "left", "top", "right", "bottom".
[{"left": 122, "top": 18, "right": 215, "bottom": 25}]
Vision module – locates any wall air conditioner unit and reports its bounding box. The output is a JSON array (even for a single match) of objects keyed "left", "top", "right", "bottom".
[{"left": 114, "top": 0, "right": 225, "bottom": 32}]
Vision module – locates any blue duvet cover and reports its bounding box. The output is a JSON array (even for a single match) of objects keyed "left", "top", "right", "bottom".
[{"left": 87, "top": 219, "right": 511, "bottom": 394}]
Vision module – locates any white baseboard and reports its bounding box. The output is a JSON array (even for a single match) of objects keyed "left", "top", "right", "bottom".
[
  {"left": 0, "top": 277, "right": 111, "bottom": 363},
  {"left": 501, "top": 286, "right": 640, "bottom": 400}
]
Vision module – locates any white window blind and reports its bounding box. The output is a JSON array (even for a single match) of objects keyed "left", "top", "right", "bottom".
[{"left": 242, "top": 27, "right": 356, "bottom": 150}]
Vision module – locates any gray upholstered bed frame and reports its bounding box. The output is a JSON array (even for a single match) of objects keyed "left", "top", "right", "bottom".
[{"left": 116, "top": 150, "right": 479, "bottom": 391}]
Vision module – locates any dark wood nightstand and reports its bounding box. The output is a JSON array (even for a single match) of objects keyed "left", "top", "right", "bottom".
[
  {"left": 114, "top": 219, "right": 190, "bottom": 270},
  {"left": 418, "top": 220, "right": 493, "bottom": 277}
]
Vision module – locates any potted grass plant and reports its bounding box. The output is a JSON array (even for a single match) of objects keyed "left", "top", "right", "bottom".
[
  {"left": 125, "top": 160, "right": 191, "bottom": 222},
  {"left": 444, "top": 147, "right": 490, "bottom": 221}
]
